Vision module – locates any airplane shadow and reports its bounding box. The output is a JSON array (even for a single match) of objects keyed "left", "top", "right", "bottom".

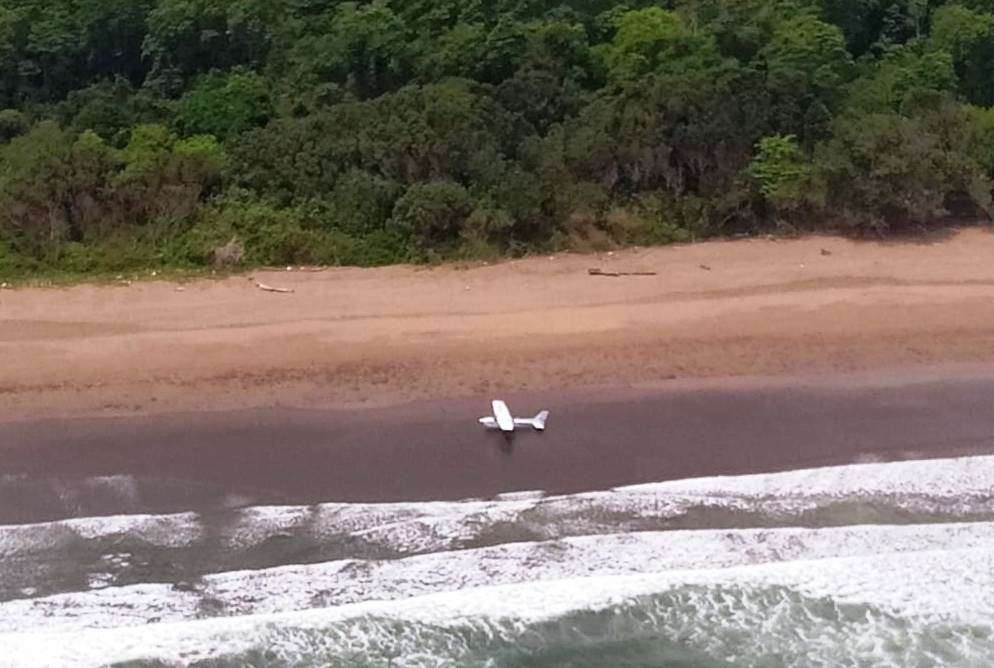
[{"left": 498, "top": 433, "right": 516, "bottom": 455}]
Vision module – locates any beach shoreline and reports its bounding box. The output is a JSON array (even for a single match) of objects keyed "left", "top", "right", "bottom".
[
  {"left": 4, "top": 367, "right": 994, "bottom": 523},
  {"left": 2, "top": 230, "right": 994, "bottom": 518}
]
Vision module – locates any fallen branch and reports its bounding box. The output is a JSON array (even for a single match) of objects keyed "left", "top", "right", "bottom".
[
  {"left": 256, "top": 282, "right": 295, "bottom": 294},
  {"left": 588, "top": 268, "right": 657, "bottom": 277}
]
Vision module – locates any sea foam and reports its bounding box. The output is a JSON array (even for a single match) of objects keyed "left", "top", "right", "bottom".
[
  {"left": 2, "top": 546, "right": 991, "bottom": 667},
  {"left": 2, "top": 454, "right": 993, "bottom": 667}
]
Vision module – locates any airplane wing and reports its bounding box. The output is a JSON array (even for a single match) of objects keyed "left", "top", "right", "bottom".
[{"left": 492, "top": 400, "right": 514, "bottom": 431}]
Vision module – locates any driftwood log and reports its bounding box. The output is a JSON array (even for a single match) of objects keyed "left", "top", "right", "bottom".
[
  {"left": 256, "top": 283, "right": 295, "bottom": 293},
  {"left": 588, "top": 268, "right": 658, "bottom": 277}
]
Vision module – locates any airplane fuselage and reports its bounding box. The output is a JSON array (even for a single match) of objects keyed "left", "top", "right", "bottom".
[{"left": 479, "top": 400, "right": 549, "bottom": 433}]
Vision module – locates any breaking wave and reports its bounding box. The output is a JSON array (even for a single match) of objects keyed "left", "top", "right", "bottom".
[
  {"left": 2, "top": 455, "right": 994, "bottom": 667},
  {"left": 105, "top": 584, "right": 993, "bottom": 668}
]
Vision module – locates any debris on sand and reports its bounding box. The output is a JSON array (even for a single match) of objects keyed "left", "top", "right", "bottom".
[
  {"left": 588, "top": 268, "right": 658, "bottom": 277},
  {"left": 256, "top": 283, "right": 294, "bottom": 294}
]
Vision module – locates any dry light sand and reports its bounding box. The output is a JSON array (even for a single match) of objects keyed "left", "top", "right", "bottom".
[{"left": 2, "top": 228, "right": 994, "bottom": 422}]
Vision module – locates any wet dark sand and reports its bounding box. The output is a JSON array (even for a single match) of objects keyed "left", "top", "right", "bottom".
[{"left": 3, "top": 372, "right": 994, "bottom": 525}]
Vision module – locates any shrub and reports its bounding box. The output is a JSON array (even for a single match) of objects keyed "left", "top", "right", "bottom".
[
  {"left": 225, "top": 116, "right": 333, "bottom": 206},
  {"left": 603, "top": 195, "right": 692, "bottom": 245},
  {"left": 815, "top": 104, "right": 991, "bottom": 229},
  {"left": 170, "top": 199, "right": 352, "bottom": 267},
  {"left": 0, "top": 109, "right": 27, "bottom": 141},
  {"left": 339, "top": 229, "right": 410, "bottom": 266},
  {"left": 463, "top": 206, "right": 515, "bottom": 245},
  {"left": 321, "top": 169, "right": 403, "bottom": 236},
  {"left": 748, "top": 134, "right": 824, "bottom": 220},
  {"left": 175, "top": 70, "right": 272, "bottom": 140},
  {"left": 211, "top": 238, "right": 245, "bottom": 268},
  {"left": 389, "top": 181, "right": 474, "bottom": 248},
  {"left": 115, "top": 124, "right": 226, "bottom": 222},
  {"left": 0, "top": 122, "right": 80, "bottom": 255}
]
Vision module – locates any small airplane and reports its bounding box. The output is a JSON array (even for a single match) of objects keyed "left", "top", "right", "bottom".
[{"left": 479, "top": 400, "right": 549, "bottom": 433}]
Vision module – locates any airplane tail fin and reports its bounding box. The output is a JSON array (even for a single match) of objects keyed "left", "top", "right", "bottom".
[{"left": 533, "top": 410, "right": 549, "bottom": 431}]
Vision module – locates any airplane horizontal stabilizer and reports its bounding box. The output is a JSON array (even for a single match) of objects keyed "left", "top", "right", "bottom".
[{"left": 512, "top": 410, "right": 549, "bottom": 431}]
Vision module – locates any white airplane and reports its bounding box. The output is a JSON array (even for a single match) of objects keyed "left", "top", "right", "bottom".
[{"left": 479, "top": 400, "right": 549, "bottom": 433}]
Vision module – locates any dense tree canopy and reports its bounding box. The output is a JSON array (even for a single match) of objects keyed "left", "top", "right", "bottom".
[{"left": 1, "top": 0, "right": 993, "bottom": 276}]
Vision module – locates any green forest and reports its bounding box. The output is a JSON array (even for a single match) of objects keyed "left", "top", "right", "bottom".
[{"left": 1, "top": 0, "right": 993, "bottom": 278}]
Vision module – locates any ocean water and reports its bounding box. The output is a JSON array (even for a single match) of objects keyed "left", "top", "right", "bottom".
[{"left": 2, "top": 455, "right": 994, "bottom": 667}]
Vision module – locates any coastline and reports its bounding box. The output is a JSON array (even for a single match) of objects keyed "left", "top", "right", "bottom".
[
  {"left": 4, "top": 368, "right": 994, "bottom": 524},
  {"left": 2, "top": 230, "right": 994, "bottom": 519}
]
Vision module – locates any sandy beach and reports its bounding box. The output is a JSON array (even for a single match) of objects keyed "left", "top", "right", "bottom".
[
  {"left": 3, "top": 228, "right": 994, "bottom": 518},
  {"left": 3, "top": 228, "right": 994, "bottom": 422}
]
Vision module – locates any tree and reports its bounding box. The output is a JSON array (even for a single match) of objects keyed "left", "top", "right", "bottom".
[
  {"left": 815, "top": 103, "right": 991, "bottom": 228},
  {"left": 226, "top": 115, "right": 337, "bottom": 206},
  {"left": 0, "top": 121, "right": 121, "bottom": 252},
  {"left": 0, "top": 7, "right": 20, "bottom": 106},
  {"left": 599, "top": 7, "right": 720, "bottom": 84},
  {"left": 319, "top": 169, "right": 403, "bottom": 236},
  {"left": 77, "top": 0, "right": 155, "bottom": 85},
  {"left": 390, "top": 181, "right": 474, "bottom": 248},
  {"left": 143, "top": 0, "right": 279, "bottom": 88},
  {"left": 929, "top": 3, "right": 994, "bottom": 106},
  {"left": 414, "top": 22, "right": 488, "bottom": 81},
  {"left": 345, "top": 78, "right": 516, "bottom": 185},
  {"left": 748, "top": 134, "right": 822, "bottom": 218},
  {"left": 0, "top": 108, "right": 27, "bottom": 141},
  {"left": 0, "top": 0, "right": 154, "bottom": 105},
  {"left": 0, "top": 121, "right": 76, "bottom": 251},
  {"left": 760, "top": 14, "right": 852, "bottom": 139},
  {"left": 965, "top": 104, "right": 994, "bottom": 176},
  {"left": 55, "top": 78, "right": 174, "bottom": 141},
  {"left": 176, "top": 69, "right": 272, "bottom": 139},
  {"left": 844, "top": 46, "right": 958, "bottom": 114},
  {"left": 115, "top": 123, "right": 225, "bottom": 221},
  {"left": 285, "top": 0, "right": 411, "bottom": 100},
  {"left": 494, "top": 18, "right": 596, "bottom": 134},
  {"left": 2, "top": 0, "right": 993, "bottom": 277},
  {"left": 759, "top": 14, "right": 852, "bottom": 97}
]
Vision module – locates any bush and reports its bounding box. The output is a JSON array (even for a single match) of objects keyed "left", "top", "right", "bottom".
[
  {"left": 211, "top": 238, "right": 245, "bottom": 268},
  {"left": 169, "top": 199, "right": 354, "bottom": 267},
  {"left": 748, "top": 134, "right": 824, "bottom": 219},
  {"left": 0, "top": 122, "right": 79, "bottom": 255},
  {"left": 114, "top": 124, "right": 225, "bottom": 222},
  {"left": 389, "top": 181, "right": 474, "bottom": 248},
  {"left": 55, "top": 79, "right": 174, "bottom": 142},
  {"left": 175, "top": 70, "right": 272, "bottom": 140},
  {"left": 463, "top": 206, "right": 515, "bottom": 245},
  {"left": 320, "top": 169, "right": 403, "bottom": 236},
  {"left": 339, "top": 229, "right": 410, "bottom": 266},
  {"left": 815, "top": 104, "right": 991, "bottom": 229},
  {"left": 0, "top": 250, "right": 39, "bottom": 279},
  {"left": 0, "top": 109, "right": 27, "bottom": 141},
  {"left": 603, "top": 195, "right": 692, "bottom": 245},
  {"left": 600, "top": 7, "right": 719, "bottom": 84}
]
